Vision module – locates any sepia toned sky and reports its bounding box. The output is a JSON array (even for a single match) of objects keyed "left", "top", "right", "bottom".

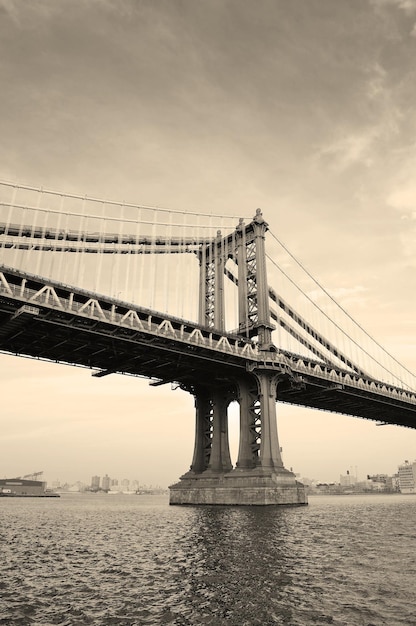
[{"left": 1, "top": 0, "right": 416, "bottom": 487}]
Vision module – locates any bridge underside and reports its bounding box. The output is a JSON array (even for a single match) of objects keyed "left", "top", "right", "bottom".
[
  {"left": 0, "top": 269, "right": 414, "bottom": 428},
  {"left": 0, "top": 296, "right": 246, "bottom": 390},
  {"left": 0, "top": 308, "right": 413, "bottom": 429},
  {"left": 277, "top": 377, "right": 416, "bottom": 428}
]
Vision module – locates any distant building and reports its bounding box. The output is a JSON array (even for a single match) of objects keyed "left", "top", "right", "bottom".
[
  {"left": 0, "top": 478, "right": 47, "bottom": 496},
  {"left": 398, "top": 460, "right": 416, "bottom": 494},
  {"left": 101, "top": 474, "right": 111, "bottom": 491},
  {"left": 366, "top": 474, "right": 389, "bottom": 492},
  {"left": 367, "top": 474, "right": 388, "bottom": 484},
  {"left": 91, "top": 475, "right": 100, "bottom": 491},
  {"left": 121, "top": 478, "right": 130, "bottom": 491},
  {"left": 391, "top": 474, "right": 400, "bottom": 492},
  {"left": 340, "top": 471, "right": 357, "bottom": 487}
]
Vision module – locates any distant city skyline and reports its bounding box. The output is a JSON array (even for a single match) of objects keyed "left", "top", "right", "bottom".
[{"left": 4, "top": 454, "right": 414, "bottom": 492}]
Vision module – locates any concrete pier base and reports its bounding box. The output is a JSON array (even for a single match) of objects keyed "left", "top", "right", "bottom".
[{"left": 169, "top": 469, "right": 307, "bottom": 506}]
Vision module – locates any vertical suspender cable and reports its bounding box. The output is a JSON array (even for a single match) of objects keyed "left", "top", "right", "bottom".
[
  {"left": 39, "top": 201, "right": 50, "bottom": 279},
  {"left": 57, "top": 197, "right": 69, "bottom": 285},
  {"left": 175, "top": 211, "right": 182, "bottom": 319},
  {"left": 72, "top": 196, "right": 81, "bottom": 287},
  {"left": 78, "top": 196, "right": 87, "bottom": 290},
  {"left": 109, "top": 209, "right": 118, "bottom": 299},
  {"left": 181, "top": 211, "right": 188, "bottom": 320},
  {"left": 138, "top": 207, "right": 146, "bottom": 307},
  {"left": 164, "top": 208, "right": 173, "bottom": 314},
  {"left": 5, "top": 184, "right": 18, "bottom": 269},
  {"left": 136, "top": 207, "right": 144, "bottom": 306},
  {"left": 149, "top": 208, "right": 157, "bottom": 310},
  {"left": 118, "top": 202, "right": 125, "bottom": 300},
  {"left": 50, "top": 195, "right": 63, "bottom": 281},
  {"left": 33, "top": 188, "right": 42, "bottom": 277},
  {"left": 196, "top": 213, "right": 202, "bottom": 324},
  {"left": 124, "top": 204, "right": 134, "bottom": 304},
  {"left": 95, "top": 200, "right": 106, "bottom": 297}
]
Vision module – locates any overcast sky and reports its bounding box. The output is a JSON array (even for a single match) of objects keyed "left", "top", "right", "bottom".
[{"left": 1, "top": 0, "right": 416, "bottom": 487}]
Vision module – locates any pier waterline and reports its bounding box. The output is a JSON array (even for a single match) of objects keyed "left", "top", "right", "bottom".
[{"left": 169, "top": 471, "right": 307, "bottom": 506}]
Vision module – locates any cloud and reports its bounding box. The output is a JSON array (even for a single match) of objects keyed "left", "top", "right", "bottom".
[
  {"left": 0, "top": 0, "right": 62, "bottom": 27},
  {"left": 317, "top": 130, "right": 378, "bottom": 170},
  {"left": 370, "top": 0, "right": 416, "bottom": 14},
  {"left": 327, "top": 285, "right": 369, "bottom": 304},
  {"left": 366, "top": 62, "right": 387, "bottom": 99},
  {"left": 386, "top": 143, "right": 416, "bottom": 219},
  {"left": 370, "top": 0, "right": 416, "bottom": 37},
  {"left": 388, "top": 180, "right": 416, "bottom": 211},
  {"left": 0, "top": 0, "right": 19, "bottom": 24},
  {"left": 314, "top": 60, "right": 401, "bottom": 172},
  {"left": 306, "top": 285, "right": 369, "bottom": 311}
]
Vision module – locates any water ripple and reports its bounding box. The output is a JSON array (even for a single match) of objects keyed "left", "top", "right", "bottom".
[{"left": 0, "top": 494, "right": 415, "bottom": 625}]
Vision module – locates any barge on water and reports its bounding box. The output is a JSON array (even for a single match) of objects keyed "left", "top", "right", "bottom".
[{"left": 0, "top": 478, "right": 60, "bottom": 497}]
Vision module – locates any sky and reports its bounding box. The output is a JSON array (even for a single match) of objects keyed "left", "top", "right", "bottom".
[{"left": 0, "top": 0, "right": 416, "bottom": 487}]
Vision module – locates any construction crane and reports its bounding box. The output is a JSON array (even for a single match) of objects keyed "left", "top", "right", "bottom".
[{"left": 14, "top": 471, "right": 44, "bottom": 481}]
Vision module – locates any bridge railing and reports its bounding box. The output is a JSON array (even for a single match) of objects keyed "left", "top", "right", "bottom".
[
  {"left": 0, "top": 267, "right": 259, "bottom": 361},
  {"left": 268, "top": 353, "right": 416, "bottom": 406}
]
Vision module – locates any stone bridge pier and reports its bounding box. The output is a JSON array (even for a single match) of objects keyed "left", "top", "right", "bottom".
[{"left": 169, "top": 370, "right": 307, "bottom": 506}]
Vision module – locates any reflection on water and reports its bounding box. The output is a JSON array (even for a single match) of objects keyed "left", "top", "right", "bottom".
[{"left": 1, "top": 493, "right": 415, "bottom": 625}]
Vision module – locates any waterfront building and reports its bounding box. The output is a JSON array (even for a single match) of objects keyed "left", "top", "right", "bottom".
[
  {"left": 0, "top": 478, "right": 48, "bottom": 496},
  {"left": 365, "top": 479, "right": 385, "bottom": 491},
  {"left": 366, "top": 474, "right": 390, "bottom": 491},
  {"left": 398, "top": 460, "right": 416, "bottom": 494}
]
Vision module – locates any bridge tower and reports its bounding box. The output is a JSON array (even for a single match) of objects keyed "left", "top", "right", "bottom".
[{"left": 169, "top": 210, "right": 307, "bottom": 505}]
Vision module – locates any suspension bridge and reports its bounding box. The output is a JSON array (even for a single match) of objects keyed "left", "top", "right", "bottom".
[{"left": 0, "top": 181, "right": 415, "bottom": 505}]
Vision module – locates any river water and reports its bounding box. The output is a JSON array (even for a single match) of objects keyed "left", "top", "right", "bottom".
[{"left": 0, "top": 493, "right": 415, "bottom": 626}]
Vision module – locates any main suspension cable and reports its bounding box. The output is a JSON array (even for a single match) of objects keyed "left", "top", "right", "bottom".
[{"left": 267, "top": 230, "right": 416, "bottom": 389}]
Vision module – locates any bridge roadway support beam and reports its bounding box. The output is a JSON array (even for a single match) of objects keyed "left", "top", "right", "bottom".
[{"left": 169, "top": 372, "right": 307, "bottom": 506}]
